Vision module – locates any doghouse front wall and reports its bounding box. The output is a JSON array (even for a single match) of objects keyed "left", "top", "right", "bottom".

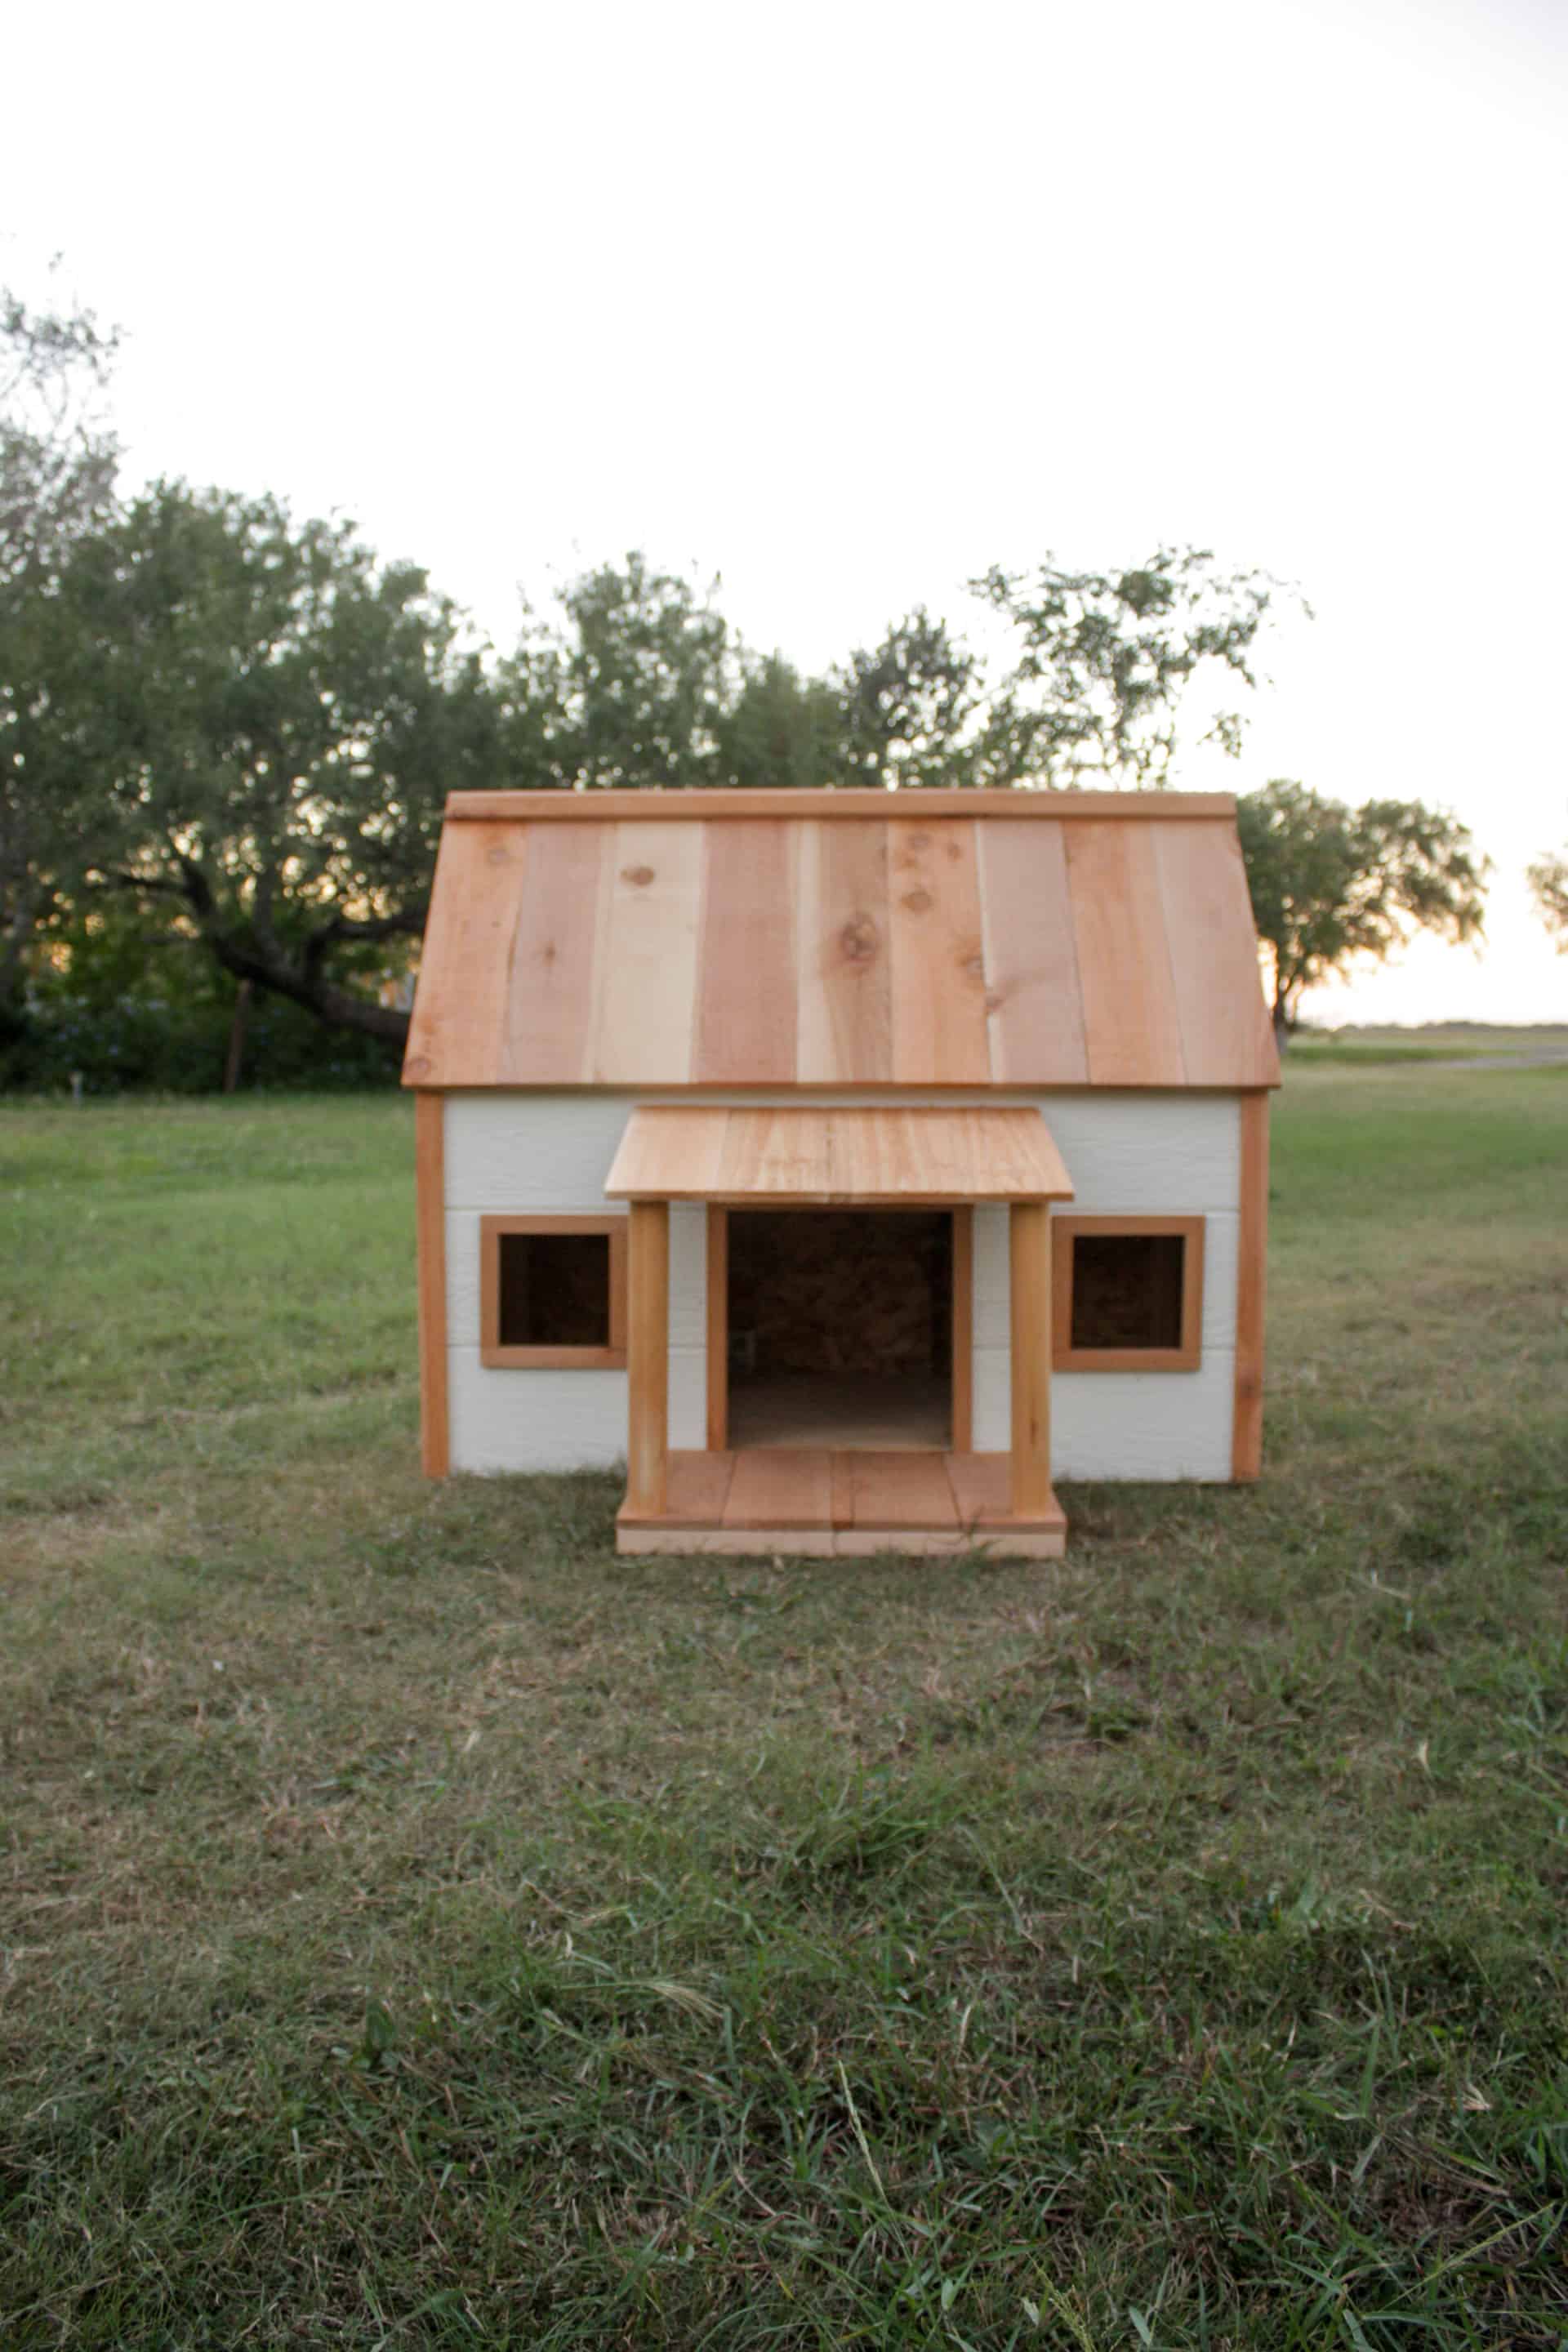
[{"left": 437, "top": 1092, "right": 1243, "bottom": 1479}]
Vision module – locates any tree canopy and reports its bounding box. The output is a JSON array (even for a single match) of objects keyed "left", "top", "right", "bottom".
[
  {"left": 1236, "top": 779, "right": 1490, "bottom": 1040},
  {"left": 1, "top": 274, "right": 122, "bottom": 1018},
  {"left": 7, "top": 390, "right": 1295, "bottom": 1056},
  {"left": 1527, "top": 840, "right": 1567, "bottom": 949},
  {"left": 47, "top": 483, "right": 506, "bottom": 1040}
]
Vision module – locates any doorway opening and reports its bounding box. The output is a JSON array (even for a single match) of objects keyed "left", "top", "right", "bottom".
[{"left": 723, "top": 1209, "right": 958, "bottom": 1450}]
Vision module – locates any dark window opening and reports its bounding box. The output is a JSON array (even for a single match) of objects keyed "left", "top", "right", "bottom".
[
  {"left": 497, "top": 1231, "right": 612, "bottom": 1349},
  {"left": 1069, "top": 1232, "right": 1186, "bottom": 1353},
  {"left": 727, "top": 1209, "right": 954, "bottom": 1450}
]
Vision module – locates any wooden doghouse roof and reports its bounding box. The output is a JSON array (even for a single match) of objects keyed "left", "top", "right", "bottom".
[
  {"left": 605, "top": 1105, "right": 1076, "bottom": 1203},
  {"left": 403, "top": 789, "right": 1280, "bottom": 1090}
]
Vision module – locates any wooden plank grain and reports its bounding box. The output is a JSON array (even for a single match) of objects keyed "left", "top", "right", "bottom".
[
  {"left": 795, "top": 819, "right": 893, "bottom": 1083},
  {"left": 846, "top": 1450, "right": 958, "bottom": 1530},
  {"left": 590, "top": 822, "right": 703, "bottom": 1082},
  {"left": 626, "top": 1200, "right": 670, "bottom": 1516},
  {"left": 1233, "top": 1092, "right": 1270, "bottom": 1480},
  {"left": 693, "top": 818, "right": 798, "bottom": 1082},
  {"left": 1152, "top": 819, "right": 1281, "bottom": 1088},
  {"left": 888, "top": 819, "right": 991, "bottom": 1083},
  {"left": 499, "top": 820, "right": 607, "bottom": 1083},
  {"left": 977, "top": 818, "right": 1089, "bottom": 1084},
  {"left": 446, "top": 789, "right": 1240, "bottom": 822},
  {"left": 1063, "top": 820, "right": 1186, "bottom": 1085},
  {"left": 1009, "top": 1201, "right": 1053, "bottom": 1517},
  {"left": 403, "top": 821, "right": 526, "bottom": 1086},
  {"left": 951, "top": 1207, "right": 973, "bottom": 1453},
  {"left": 724, "top": 1449, "right": 834, "bottom": 1529},
  {"left": 414, "top": 1093, "right": 448, "bottom": 1477},
  {"left": 706, "top": 1205, "right": 728, "bottom": 1450}
]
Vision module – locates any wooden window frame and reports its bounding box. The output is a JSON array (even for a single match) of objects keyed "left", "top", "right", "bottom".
[
  {"left": 479, "top": 1214, "right": 628, "bottom": 1370},
  {"left": 1052, "top": 1214, "right": 1205, "bottom": 1373}
]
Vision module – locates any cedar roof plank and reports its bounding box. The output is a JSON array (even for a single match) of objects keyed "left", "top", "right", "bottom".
[
  {"left": 590, "top": 822, "right": 703, "bottom": 1082},
  {"left": 888, "top": 819, "right": 991, "bottom": 1084},
  {"left": 977, "top": 818, "right": 1089, "bottom": 1084},
  {"left": 1065, "top": 820, "right": 1187, "bottom": 1085},
  {"left": 1153, "top": 819, "right": 1281, "bottom": 1088},
  {"left": 403, "top": 820, "right": 524, "bottom": 1087},
  {"left": 693, "top": 818, "right": 799, "bottom": 1083},
  {"left": 499, "top": 819, "right": 606, "bottom": 1083},
  {"left": 795, "top": 819, "right": 893, "bottom": 1083}
]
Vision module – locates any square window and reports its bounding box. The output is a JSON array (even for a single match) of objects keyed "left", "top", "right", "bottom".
[
  {"left": 1053, "top": 1217, "right": 1204, "bottom": 1371},
  {"left": 480, "top": 1218, "right": 627, "bottom": 1368}
]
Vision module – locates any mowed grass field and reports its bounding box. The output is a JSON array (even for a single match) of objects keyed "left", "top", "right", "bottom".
[{"left": 2, "top": 1071, "right": 1566, "bottom": 2350}]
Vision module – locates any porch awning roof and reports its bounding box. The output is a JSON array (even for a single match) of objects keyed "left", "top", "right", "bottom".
[{"left": 604, "top": 1106, "right": 1074, "bottom": 1205}]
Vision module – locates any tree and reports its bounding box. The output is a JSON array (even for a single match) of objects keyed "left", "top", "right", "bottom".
[
  {"left": 1527, "top": 841, "right": 1567, "bottom": 949},
  {"left": 0, "top": 273, "right": 122, "bottom": 1018},
  {"left": 44, "top": 483, "right": 506, "bottom": 1044},
  {"left": 509, "top": 553, "right": 730, "bottom": 791},
  {"left": 1236, "top": 779, "right": 1489, "bottom": 1043},
  {"left": 972, "top": 548, "right": 1281, "bottom": 788},
  {"left": 836, "top": 608, "right": 982, "bottom": 791},
  {"left": 711, "top": 653, "right": 844, "bottom": 791}
]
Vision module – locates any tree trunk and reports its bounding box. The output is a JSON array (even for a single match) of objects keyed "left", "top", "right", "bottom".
[{"left": 223, "top": 979, "right": 252, "bottom": 1093}]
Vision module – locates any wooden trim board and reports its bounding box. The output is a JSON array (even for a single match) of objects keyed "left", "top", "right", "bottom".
[
  {"left": 951, "top": 1206, "right": 973, "bottom": 1453},
  {"left": 1232, "top": 1092, "right": 1270, "bottom": 1479},
  {"left": 1009, "top": 1201, "right": 1053, "bottom": 1517},
  {"left": 706, "top": 1205, "right": 728, "bottom": 1451},
  {"left": 626, "top": 1201, "right": 670, "bottom": 1516},
  {"left": 445, "top": 789, "right": 1238, "bottom": 822},
  {"left": 1052, "top": 1214, "right": 1205, "bottom": 1372},
  {"left": 414, "top": 1092, "right": 449, "bottom": 1477}
]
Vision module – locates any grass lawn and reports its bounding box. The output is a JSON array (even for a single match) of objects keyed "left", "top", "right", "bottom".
[{"left": 2, "top": 1071, "right": 1566, "bottom": 2350}]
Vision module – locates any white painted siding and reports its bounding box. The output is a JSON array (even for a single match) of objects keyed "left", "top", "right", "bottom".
[{"left": 438, "top": 1091, "right": 1244, "bottom": 1483}]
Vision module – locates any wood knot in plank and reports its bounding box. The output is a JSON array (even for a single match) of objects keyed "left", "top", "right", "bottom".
[
  {"left": 902, "top": 887, "right": 933, "bottom": 914},
  {"left": 839, "top": 915, "right": 880, "bottom": 966},
  {"left": 621, "top": 863, "right": 656, "bottom": 887},
  {"left": 405, "top": 1054, "right": 430, "bottom": 1077},
  {"left": 485, "top": 844, "right": 511, "bottom": 866}
]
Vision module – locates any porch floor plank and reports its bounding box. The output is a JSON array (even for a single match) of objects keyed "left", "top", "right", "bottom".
[{"left": 617, "top": 1449, "right": 1067, "bottom": 1557}]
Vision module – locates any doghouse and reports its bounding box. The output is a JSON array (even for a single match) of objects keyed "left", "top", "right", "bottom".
[{"left": 403, "top": 788, "right": 1279, "bottom": 1557}]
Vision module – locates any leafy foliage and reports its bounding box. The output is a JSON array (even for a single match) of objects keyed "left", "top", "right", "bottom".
[
  {"left": 1237, "top": 779, "right": 1490, "bottom": 1038},
  {"left": 0, "top": 274, "right": 122, "bottom": 1014},
  {"left": 40, "top": 483, "right": 506, "bottom": 1040},
  {"left": 1528, "top": 840, "right": 1568, "bottom": 948},
  {"left": 7, "top": 517, "right": 1292, "bottom": 1068},
  {"left": 972, "top": 547, "right": 1281, "bottom": 786}
]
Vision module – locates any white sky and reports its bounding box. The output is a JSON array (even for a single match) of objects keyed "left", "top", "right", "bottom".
[{"left": 5, "top": 0, "right": 1566, "bottom": 1023}]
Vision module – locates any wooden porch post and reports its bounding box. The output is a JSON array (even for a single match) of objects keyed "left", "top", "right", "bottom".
[
  {"left": 1009, "top": 1200, "right": 1052, "bottom": 1517},
  {"left": 626, "top": 1199, "right": 670, "bottom": 1516}
]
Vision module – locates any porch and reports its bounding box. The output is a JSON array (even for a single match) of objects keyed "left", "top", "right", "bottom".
[
  {"left": 617, "top": 1447, "right": 1067, "bottom": 1558},
  {"left": 604, "top": 1103, "right": 1077, "bottom": 1560}
]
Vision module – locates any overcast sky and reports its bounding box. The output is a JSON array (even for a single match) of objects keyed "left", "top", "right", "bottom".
[{"left": 6, "top": 0, "right": 1566, "bottom": 1022}]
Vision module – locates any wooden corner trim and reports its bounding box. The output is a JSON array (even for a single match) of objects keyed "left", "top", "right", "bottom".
[
  {"left": 1051, "top": 1214, "right": 1205, "bottom": 1372},
  {"left": 415, "top": 1093, "right": 450, "bottom": 1477},
  {"left": 1232, "top": 1094, "right": 1270, "bottom": 1479}
]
